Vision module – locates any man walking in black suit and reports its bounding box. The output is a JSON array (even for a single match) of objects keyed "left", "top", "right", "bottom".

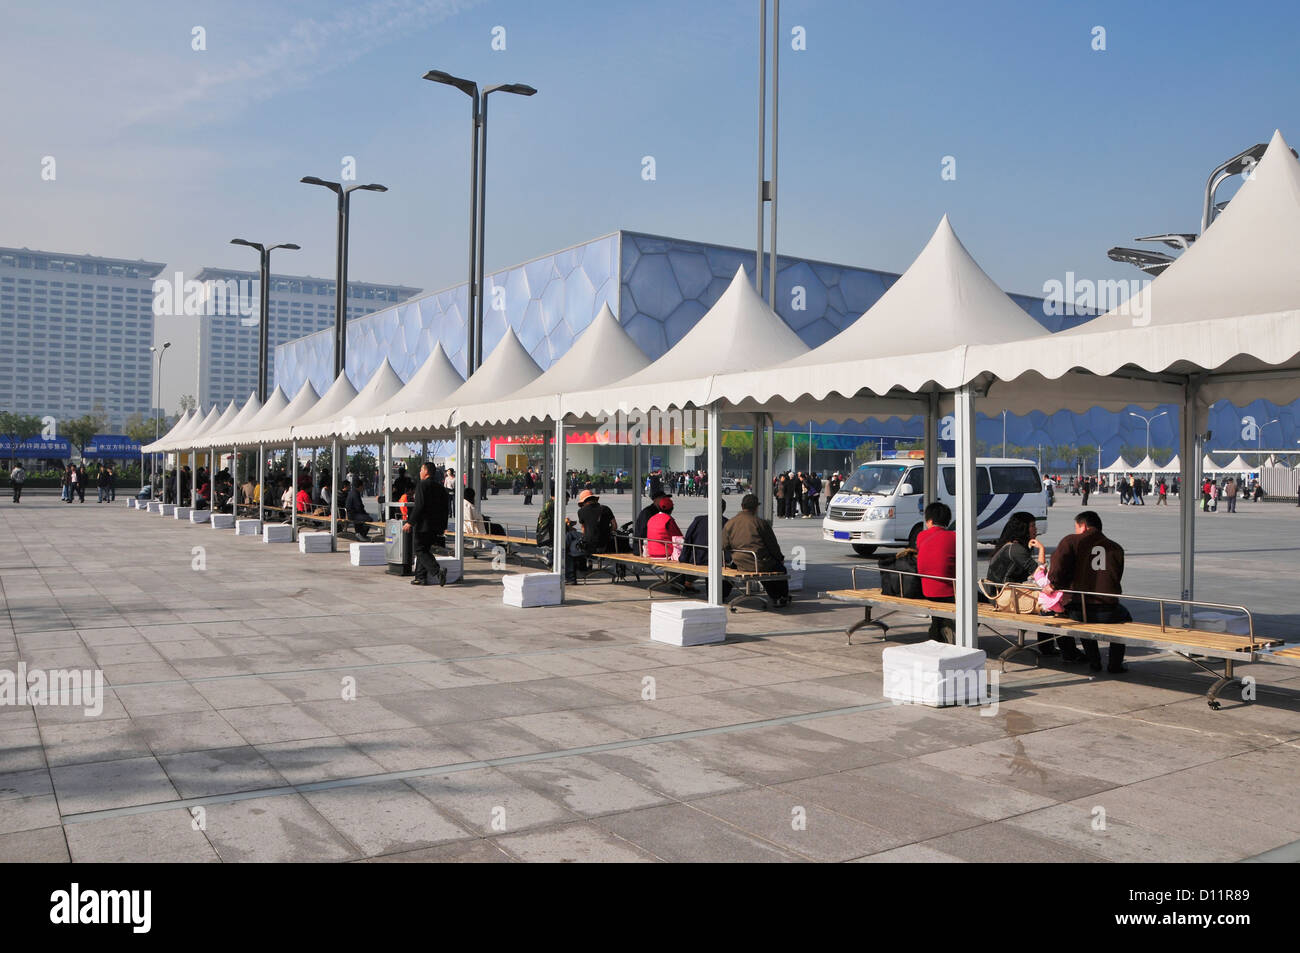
[{"left": 403, "top": 461, "right": 448, "bottom": 586}]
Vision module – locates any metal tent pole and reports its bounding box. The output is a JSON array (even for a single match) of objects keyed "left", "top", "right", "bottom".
[
  {"left": 707, "top": 402, "right": 723, "bottom": 606},
  {"left": 953, "top": 385, "right": 979, "bottom": 649},
  {"left": 291, "top": 440, "right": 298, "bottom": 539},
  {"left": 924, "top": 391, "right": 939, "bottom": 502},
  {"left": 453, "top": 425, "right": 465, "bottom": 561},
  {"left": 329, "top": 438, "right": 339, "bottom": 551},
  {"left": 553, "top": 417, "right": 567, "bottom": 598}
]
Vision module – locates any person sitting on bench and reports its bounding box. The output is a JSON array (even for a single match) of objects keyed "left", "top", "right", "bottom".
[
  {"left": 343, "top": 479, "right": 373, "bottom": 539},
  {"left": 1048, "top": 510, "right": 1131, "bottom": 673},
  {"left": 633, "top": 490, "right": 669, "bottom": 556},
  {"left": 683, "top": 498, "right": 731, "bottom": 599},
  {"left": 916, "top": 500, "right": 955, "bottom": 642},
  {"left": 462, "top": 486, "right": 487, "bottom": 536},
  {"left": 722, "top": 493, "right": 789, "bottom": 607}
]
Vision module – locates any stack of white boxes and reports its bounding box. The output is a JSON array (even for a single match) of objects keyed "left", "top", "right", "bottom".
[
  {"left": 882, "top": 642, "right": 988, "bottom": 707},
  {"left": 437, "top": 557, "right": 463, "bottom": 584},
  {"left": 174, "top": 506, "right": 190, "bottom": 519},
  {"left": 236, "top": 519, "right": 262, "bottom": 536},
  {"left": 650, "top": 602, "right": 728, "bottom": 646},
  {"left": 147, "top": 501, "right": 162, "bottom": 514},
  {"left": 189, "top": 509, "right": 210, "bottom": 524},
  {"left": 127, "top": 499, "right": 137, "bottom": 509},
  {"left": 349, "top": 542, "right": 386, "bottom": 566},
  {"left": 784, "top": 561, "right": 805, "bottom": 592},
  {"left": 263, "top": 524, "right": 293, "bottom": 543},
  {"left": 298, "top": 531, "right": 333, "bottom": 553},
  {"left": 501, "top": 572, "right": 563, "bottom": 607},
  {"left": 211, "top": 513, "right": 236, "bottom": 529},
  {"left": 161, "top": 504, "right": 175, "bottom": 516}
]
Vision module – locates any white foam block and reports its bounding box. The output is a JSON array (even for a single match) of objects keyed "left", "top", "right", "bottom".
[
  {"left": 160, "top": 504, "right": 176, "bottom": 516},
  {"left": 174, "top": 506, "right": 190, "bottom": 519},
  {"left": 882, "top": 641, "right": 988, "bottom": 707},
  {"left": 784, "top": 562, "right": 805, "bottom": 592},
  {"left": 263, "top": 523, "right": 293, "bottom": 543},
  {"left": 650, "top": 601, "right": 728, "bottom": 646},
  {"left": 349, "top": 542, "right": 386, "bottom": 566},
  {"left": 147, "top": 501, "right": 162, "bottom": 514},
  {"left": 211, "top": 513, "right": 235, "bottom": 529},
  {"left": 236, "top": 519, "right": 262, "bottom": 536},
  {"left": 437, "top": 556, "right": 463, "bottom": 584},
  {"left": 189, "top": 510, "right": 210, "bottom": 524},
  {"left": 502, "top": 572, "right": 563, "bottom": 607},
  {"left": 298, "top": 531, "right": 333, "bottom": 553},
  {"left": 127, "top": 499, "right": 138, "bottom": 509}
]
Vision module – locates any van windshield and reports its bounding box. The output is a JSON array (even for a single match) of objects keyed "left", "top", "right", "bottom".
[{"left": 840, "top": 464, "right": 907, "bottom": 496}]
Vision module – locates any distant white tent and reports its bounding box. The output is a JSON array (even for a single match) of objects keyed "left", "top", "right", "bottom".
[
  {"left": 1100, "top": 455, "right": 1132, "bottom": 474},
  {"left": 1223, "top": 454, "right": 1255, "bottom": 473},
  {"left": 1158, "top": 454, "right": 1180, "bottom": 473}
]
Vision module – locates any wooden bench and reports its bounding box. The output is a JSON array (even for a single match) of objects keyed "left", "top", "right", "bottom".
[
  {"left": 590, "top": 539, "right": 789, "bottom": 611},
  {"left": 826, "top": 567, "right": 1289, "bottom": 709},
  {"left": 463, "top": 529, "right": 550, "bottom": 566}
]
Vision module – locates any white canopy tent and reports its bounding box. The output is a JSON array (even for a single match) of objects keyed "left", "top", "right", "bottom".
[
  {"left": 353, "top": 344, "right": 464, "bottom": 439},
  {"left": 143, "top": 408, "right": 195, "bottom": 454},
  {"left": 294, "top": 360, "right": 406, "bottom": 442},
  {"left": 222, "top": 386, "right": 290, "bottom": 448},
  {"left": 1100, "top": 455, "right": 1133, "bottom": 474}
]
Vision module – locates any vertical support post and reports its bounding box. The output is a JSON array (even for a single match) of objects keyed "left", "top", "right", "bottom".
[
  {"left": 751, "top": 413, "right": 763, "bottom": 509},
  {"left": 540, "top": 430, "right": 551, "bottom": 503},
  {"left": 924, "top": 391, "right": 939, "bottom": 503},
  {"left": 383, "top": 433, "right": 392, "bottom": 523},
  {"left": 291, "top": 440, "right": 298, "bottom": 538},
  {"left": 453, "top": 425, "right": 465, "bottom": 561},
  {"left": 759, "top": 413, "right": 769, "bottom": 517},
  {"left": 258, "top": 445, "right": 265, "bottom": 523},
  {"left": 707, "top": 402, "right": 723, "bottom": 606},
  {"left": 631, "top": 440, "right": 642, "bottom": 522},
  {"left": 553, "top": 417, "right": 567, "bottom": 597},
  {"left": 329, "top": 439, "right": 339, "bottom": 550},
  {"left": 755, "top": 0, "right": 766, "bottom": 295},
  {"left": 767, "top": 0, "right": 780, "bottom": 307},
  {"left": 1180, "top": 380, "right": 1202, "bottom": 601},
  {"left": 952, "top": 385, "right": 979, "bottom": 649}
]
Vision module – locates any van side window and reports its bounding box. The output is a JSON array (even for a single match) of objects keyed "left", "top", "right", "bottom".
[
  {"left": 940, "top": 466, "right": 990, "bottom": 495},
  {"left": 902, "top": 467, "right": 923, "bottom": 493},
  {"left": 990, "top": 465, "right": 1044, "bottom": 494}
]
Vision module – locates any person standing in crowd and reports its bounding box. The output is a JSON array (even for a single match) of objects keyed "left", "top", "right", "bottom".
[
  {"left": 73, "top": 463, "right": 86, "bottom": 503},
  {"left": 9, "top": 462, "right": 25, "bottom": 503},
  {"left": 523, "top": 467, "right": 535, "bottom": 505},
  {"left": 722, "top": 494, "right": 790, "bottom": 607},
  {"left": 404, "top": 461, "right": 448, "bottom": 587},
  {"left": 1224, "top": 475, "right": 1238, "bottom": 513},
  {"left": 916, "top": 501, "right": 956, "bottom": 642},
  {"left": 96, "top": 463, "right": 110, "bottom": 503},
  {"left": 1048, "top": 510, "right": 1131, "bottom": 673}
]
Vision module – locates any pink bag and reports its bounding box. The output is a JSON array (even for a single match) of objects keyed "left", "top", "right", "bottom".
[
  {"left": 670, "top": 535, "right": 685, "bottom": 561},
  {"left": 1033, "top": 566, "right": 1065, "bottom": 612}
]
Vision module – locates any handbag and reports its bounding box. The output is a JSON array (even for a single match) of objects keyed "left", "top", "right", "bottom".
[{"left": 980, "top": 543, "right": 1040, "bottom": 614}]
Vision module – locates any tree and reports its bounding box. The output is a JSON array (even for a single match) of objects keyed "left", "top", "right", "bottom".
[
  {"left": 62, "top": 413, "right": 106, "bottom": 458},
  {"left": 178, "top": 394, "right": 197, "bottom": 414},
  {"left": 123, "top": 412, "right": 157, "bottom": 447},
  {"left": 0, "top": 411, "right": 45, "bottom": 465}
]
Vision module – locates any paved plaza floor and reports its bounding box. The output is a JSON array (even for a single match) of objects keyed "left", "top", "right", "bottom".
[{"left": 2, "top": 491, "right": 1299, "bottom": 862}]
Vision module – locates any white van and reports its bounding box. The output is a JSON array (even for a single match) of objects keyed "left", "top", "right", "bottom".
[{"left": 822, "top": 457, "right": 1048, "bottom": 555}]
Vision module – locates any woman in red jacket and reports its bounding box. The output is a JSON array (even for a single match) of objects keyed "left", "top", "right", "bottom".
[{"left": 646, "top": 495, "right": 682, "bottom": 557}]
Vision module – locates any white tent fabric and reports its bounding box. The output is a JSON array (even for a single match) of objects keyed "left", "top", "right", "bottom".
[
  {"left": 351, "top": 344, "right": 464, "bottom": 438},
  {"left": 223, "top": 387, "right": 290, "bottom": 448},
  {"left": 295, "top": 360, "right": 406, "bottom": 442},
  {"left": 159, "top": 405, "right": 215, "bottom": 451},
  {"left": 1202, "top": 454, "right": 1222, "bottom": 473},
  {"left": 561, "top": 266, "right": 808, "bottom": 420},
  {"left": 258, "top": 372, "right": 357, "bottom": 446},
  {"left": 143, "top": 408, "right": 194, "bottom": 453},
  {"left": 1223, "top": 454, "right": 1255, "bottom": 472},
  {"left": 244, "top": 381, "right": 320, "bottom": 447},
  {"left": 399, "top": 327, "right": 544, "bottom": 435},
  {"left": 456, "top": 303, "right": 650, "bottom": 430},
  {"left": 179, "top": 404, "right": 229, "bottom": 450},
  {"left": 1162, "top": 454, "right": 1180, "bottom": 473},
  {"left": 203, "top": 392, "right": 262, "bottom": 447},
  {"left": 1100, "top": 455, "right": 1132, "bottom": 474},
  {"left": 708, "top": 217, "right": 1048, "bottom": 409},
  {"left": 1130, "top": 455, "right": 1161, "bottom": 473}
]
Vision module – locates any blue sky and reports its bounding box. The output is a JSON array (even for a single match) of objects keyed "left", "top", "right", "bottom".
[{"left": 3, "top": 0, "right": 1298, "bottom": 406}]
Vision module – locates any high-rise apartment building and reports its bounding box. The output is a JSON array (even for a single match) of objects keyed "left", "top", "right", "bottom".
[
  {"left": 194, "top": 269, "right": 420, "bottom": 409},
  {"left": 0, "top": 247, "right": 163, "bottom": 430}
]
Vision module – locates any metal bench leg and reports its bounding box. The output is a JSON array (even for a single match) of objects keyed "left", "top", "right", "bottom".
[
  {"left": 847, "top": 606, "right": 890, "bottom": 645},
  {"left": 728, "top": 589, "right": 769, "bottom": 613},
  {"left": 995, "top": 629, "right": 1040, "bottom": 671},
  {"left": 1174, "top": 653, "right": 1242, "bottom": 710}
]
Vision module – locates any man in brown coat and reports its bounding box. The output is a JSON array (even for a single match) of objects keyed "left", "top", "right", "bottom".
[
  {"left": 1048, "top": 510, "right": 1131, "bottom": 673},
  {"left": 722, "top": 494, "right": 790, "bottom": 606}
]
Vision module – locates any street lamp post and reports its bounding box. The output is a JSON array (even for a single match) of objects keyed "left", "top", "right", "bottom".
[
  {"left": 1001, "top": 410, "right": 1007, "bottom": 457},
  {"left": 229, "top": 240, "right": 300, "bottom": 402},
  {"left": 423, "top": 70, "right": 535, "bottom": 496},
  {"left": 1128, "top": 410, "right": 1169, "bottom": 468},
  {"left": 1202, "top": 143, "right": 1269, "bottom": 234},
  {"left": 300, "top": 177, "right": 388, "bottom": 380},
  {"left": 1258, "top": 417, "right": 1279, "bottom": 461},
  {"left": 151, "top": 341, "right": 171, "bottom": 493}
]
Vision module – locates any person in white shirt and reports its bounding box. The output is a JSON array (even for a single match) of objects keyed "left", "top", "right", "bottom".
[
  {"left": 462, "top": 486, "right": 487, "bottom": 536},
  {"left": 9, "top": 464, "right": 25, "bottom": 503}
]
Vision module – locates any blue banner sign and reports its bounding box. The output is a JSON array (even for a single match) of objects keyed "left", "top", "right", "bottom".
[
  {"left": 0, "top": 436, "right": 72, "bottom": 458},
  {"left": 83, "top": 435, "right": 142, "bottom": 458}
]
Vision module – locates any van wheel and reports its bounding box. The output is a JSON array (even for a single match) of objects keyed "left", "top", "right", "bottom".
[{"left": 851, "top": 544, "right": 877, "bottom": 556}]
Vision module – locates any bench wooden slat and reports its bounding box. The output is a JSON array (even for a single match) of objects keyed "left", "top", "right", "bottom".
[
  {"left": 827, "top": 587, "right": 1282, "bottom": 653},
  {"left": 596, "top": 552, "right": 786, "bottom": 581}
]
